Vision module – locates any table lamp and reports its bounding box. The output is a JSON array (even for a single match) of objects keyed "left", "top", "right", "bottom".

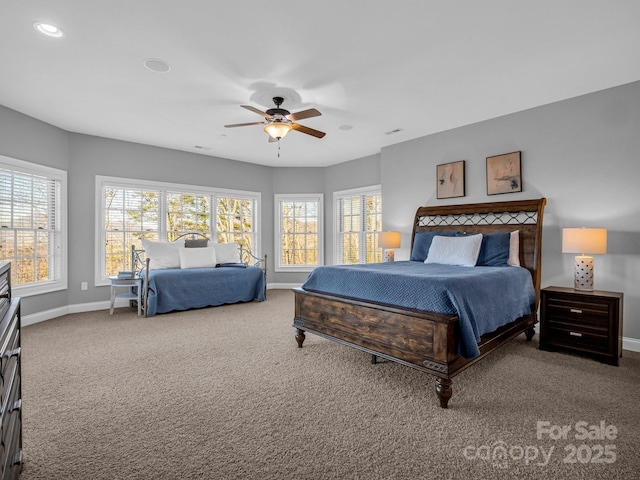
[
  {"left": 562, "top": 228, "right": 607, "bottom": 291},
  {"left": 378, "top": 231, "right": 401, "bottom": 262}
]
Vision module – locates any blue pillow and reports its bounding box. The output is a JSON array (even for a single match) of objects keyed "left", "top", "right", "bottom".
[
  {"left": 410, "top": 231, "right": 459, "bottom": 262},
  {"left": 475, "top": 232, "right": 511, "bottom": 267}
]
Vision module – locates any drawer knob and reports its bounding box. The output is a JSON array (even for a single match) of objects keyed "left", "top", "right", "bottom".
[
  {"left": 570, "top": 308, "right": 583, "bottom": 314},
  {"left": 569, "top": 331, "right": 583, "bottom": 337}
]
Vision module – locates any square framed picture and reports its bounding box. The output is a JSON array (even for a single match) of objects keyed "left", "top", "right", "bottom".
[
  {"left": 486, "top": 151, "right": 522, "bottom": 195},
  {"left": 436, "top": 160, "right": 465, "bottom": 199}
]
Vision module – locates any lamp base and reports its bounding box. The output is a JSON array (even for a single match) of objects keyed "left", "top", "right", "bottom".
[
  {"left": 573, "top": 255, "right": 594, "bottom": 291},
  {"left": 383, "top": 249, "right": 395, "bottom": 262}
]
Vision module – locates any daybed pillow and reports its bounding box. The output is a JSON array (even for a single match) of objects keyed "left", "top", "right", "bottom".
[
  {"left": 185, "top": 238, "right": 209, "bottom": 248},
  {"left": 410, "top": 231, "right": 459, "bottom": 262},
  {"left": 508, "top": 230, "right": 521, "bottom": 266},
  {"left": 213, "top": 242, "right": 240, "bottom": 264},
  {"left": 142, "top": 239, "right": 183, "bottom": 269},
  {"left": 424, "top": 234, "right": 483, "bottom": 267},
  {"left": 475, "top": 232, "right": 511, "bottom": 267},
  {"left": 178, "top": 246, "right": 217, "bottom": 269}
]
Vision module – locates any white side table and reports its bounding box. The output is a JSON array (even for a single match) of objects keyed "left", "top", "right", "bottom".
[{"left": 109, "top": 275, "right": 142, "bottom": 315}]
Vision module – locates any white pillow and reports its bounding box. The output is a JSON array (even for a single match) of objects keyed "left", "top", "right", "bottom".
[
  {"left": 213, "top": 242, "right": 240, "bottom": 264},
  {"left": 508, "top": 230, "right": 521, "bottom": 267},
  {"left": 178, "top": 246, "right": 217, "bottom": 269},
  {"left": 424, "top": 234, "right": 483, "bottom": 267},
  {"left": 142, "top": 239, "right": 183, "bottom": 269}
]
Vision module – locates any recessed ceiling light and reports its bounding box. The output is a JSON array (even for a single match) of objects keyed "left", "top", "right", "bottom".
[
  {"left": 338, "top": 125, "right": 353, "bottom": 131},
  {"left": 143, "top": 58, "right": 171, "bottom": 73},
  {"left": 33, "top": 22, "right": 64, "bottom": 38}
]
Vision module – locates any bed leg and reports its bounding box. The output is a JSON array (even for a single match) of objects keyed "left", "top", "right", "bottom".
[
  {"left": 295, "top": 328, "right": 306, "bottom": 348},
  {"left": 435, "top": 377, "right": 453, "bottom": 409},
  {"left": 525, "top": 327, "right": 535, "bottom": 341},
  {"left": 371, "top": 355, "right": 377, "bottom": 364}
]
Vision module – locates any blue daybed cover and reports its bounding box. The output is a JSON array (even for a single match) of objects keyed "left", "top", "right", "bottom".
[
  {"left": 301, "top": 261, "right": 535, "bottom": 359},
  {"left": 144, "top": 265, "right": 265, "bottom": 316}
]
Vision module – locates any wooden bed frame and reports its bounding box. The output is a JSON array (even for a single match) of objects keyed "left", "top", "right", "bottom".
[{"left": 293, "top": 198, "right": 546, "bottom": 408}]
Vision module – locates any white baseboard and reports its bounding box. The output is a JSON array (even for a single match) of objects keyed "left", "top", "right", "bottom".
[
  {"left": 22, "top": 284, "right": 300, "bottom": 327},
  {"left": 623, "top": 336, "right": 640, "bottom": 353},
  {"left": 267, "top": 283, "right": 302, "bottom": 290},
  {"left": 23, "top": 300, "right": 116, "bottom": 326},
  {"left": 20, "top": 288, "right": 640, "bottom": 354}
]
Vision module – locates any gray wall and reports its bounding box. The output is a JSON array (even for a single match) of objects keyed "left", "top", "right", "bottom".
[
  {"left": 379, "top": 81, "right": 640, "bottom": 340},
  {"left": 0, "top": 106, "right": 70, "bottom": 314},
  {"left": 2, "top": 80, "right": 639, "bottom": 342}
]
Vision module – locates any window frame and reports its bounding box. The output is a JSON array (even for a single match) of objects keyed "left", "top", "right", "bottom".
[
  {"left": 95, "top": 175, "right": 260, "bottom": 286},
  {"left": 0, "top": 155, "right": 68, "bottom": 297},
  {"left": 274, "top": 193, "right": 324, "bottom": 273},
  {"left": 333, "top": 185, "right": 382, "bottom": 265}
]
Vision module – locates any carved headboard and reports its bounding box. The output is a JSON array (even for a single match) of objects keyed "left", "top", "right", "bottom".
[{"left": 411, "top": 198, "right": 546, "bottom": 308}]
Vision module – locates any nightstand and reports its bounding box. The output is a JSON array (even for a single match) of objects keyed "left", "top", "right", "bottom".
[
  {"left": 539, "top": 286, "right": 623, "bottom": 366},
  {"left": 109, "top": 275, "right": 142, "bottom": 315}
]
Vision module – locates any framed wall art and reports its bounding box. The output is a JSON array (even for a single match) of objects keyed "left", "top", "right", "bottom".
[
  {"left": 486, "top": 151, "right": 522, "bottom": 195},
  {"left": 436, "top": 160, "right": 465, "bottom": 199}
]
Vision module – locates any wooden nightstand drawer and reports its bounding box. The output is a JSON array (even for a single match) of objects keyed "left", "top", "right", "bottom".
[
  {"left": 545, "top": 297, "right": 610, "bottom": 326},
  {"left": 544, "top": 326, "right": 609, "bottom": 353},
  {"left": 540, "top": 286, "right": 623, "bottom": 366}
]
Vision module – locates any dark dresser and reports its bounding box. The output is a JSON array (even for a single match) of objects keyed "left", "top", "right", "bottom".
[
  {"left": 539, "top": 286, "right": 623, "bottom": 366},
  {"left": 0, "top": 262, "right": 22, "bottom": 479}
]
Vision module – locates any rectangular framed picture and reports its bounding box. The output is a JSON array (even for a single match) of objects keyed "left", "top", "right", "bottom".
[
  {"left": 436, "top": 160, "right": 465, "bottom": 199},
  {"left": 486, "top": 151, "right": 522, "bottom": 195}
]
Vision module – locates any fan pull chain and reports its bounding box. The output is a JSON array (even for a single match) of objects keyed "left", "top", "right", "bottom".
[{"left": 278, "top": 140, "right": 281, "bottom": 158}]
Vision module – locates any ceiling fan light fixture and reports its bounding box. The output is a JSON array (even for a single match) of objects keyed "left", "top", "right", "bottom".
[{"left": 264, "top": 121, "right": 292, "bottom": 140}]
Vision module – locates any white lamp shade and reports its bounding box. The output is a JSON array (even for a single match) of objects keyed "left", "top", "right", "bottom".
[
  {"left": 378, "top": 231, "right": 401, "bottom": 249},
  {"left": 562, "top": 228, "right": 607, "bottom": 255},
  {"left": 264, "top": 121, "right": 292, "bottom": 139}
]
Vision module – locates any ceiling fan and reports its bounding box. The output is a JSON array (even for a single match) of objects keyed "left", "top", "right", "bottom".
[{"left": 224, "top": 96, "right": 326, "bottom": 142}]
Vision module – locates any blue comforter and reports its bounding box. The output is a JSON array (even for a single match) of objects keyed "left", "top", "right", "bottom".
[
  {"left": 301, "top": 261, "right": 535, "bottom": 358},
  {"left": 144, "top": 265, "right": 265, "bottom": 316}
]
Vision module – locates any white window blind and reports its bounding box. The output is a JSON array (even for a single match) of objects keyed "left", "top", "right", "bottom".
[
  {"left": 335, "top": 186, "right": 382, "bottom": 264},
  {"left": 0, "top": 156, "right": 67, "bottom": 295}
]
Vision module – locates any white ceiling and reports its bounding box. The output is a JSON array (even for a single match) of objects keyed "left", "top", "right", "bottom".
[{"left": 2, "top": 1, "right": 640, "bottom": 167}]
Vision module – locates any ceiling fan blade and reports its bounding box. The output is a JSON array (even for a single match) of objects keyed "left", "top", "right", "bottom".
[
  {"left": 224, "top": 121, "right": 265, "bottom": 128},
  {"left": 292, "top": 123, "right": 326, "bottom": 138},
  {"left": 241, "top": 105, "right": 273, "bottom": 118},
  {"left": 288, "top": 108, "right": 321, "bottom": 122}
]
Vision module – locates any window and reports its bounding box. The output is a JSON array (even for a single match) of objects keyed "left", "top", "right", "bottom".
[
  {"left": 0, "top": 155, "right": 67, "bottom": 296},
  {"left": 275, "top": 194, "right": 323, "bottom": 272},
  {"left": 335, "top": 186, "right": 382, "bottom": 264},
  {"left": 97, "top": 176, "right": 260, "bottom": 284}
]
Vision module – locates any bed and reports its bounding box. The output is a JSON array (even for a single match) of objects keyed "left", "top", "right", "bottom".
[
  {"left": 293, "top": 198, "right": 546, "bottom": 408},
  {"left": 132, "top": 236, "right": 267, "bottom": 317}
]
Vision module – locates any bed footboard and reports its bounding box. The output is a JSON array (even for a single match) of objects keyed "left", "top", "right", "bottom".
[
  {"left": 293, "top": 287, "right": 462, "bottom": 407},
  {"left": 294, "top": 287, "right": 537, "bottom": 408},
  {"left": 294, "top": 287, "right": 459, "bottom": 370}
]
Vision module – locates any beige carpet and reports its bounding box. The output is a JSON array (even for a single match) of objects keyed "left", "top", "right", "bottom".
[{"left": 20, "top": 289, "right": 640, "bottom": 480}]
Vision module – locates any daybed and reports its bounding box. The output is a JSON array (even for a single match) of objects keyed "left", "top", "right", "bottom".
[
  {"left": 133, "top": 237, "right": 267, "bottom": 317},
  {"left": 293, "top": 198, "right": 546, "bottom": 408}
]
